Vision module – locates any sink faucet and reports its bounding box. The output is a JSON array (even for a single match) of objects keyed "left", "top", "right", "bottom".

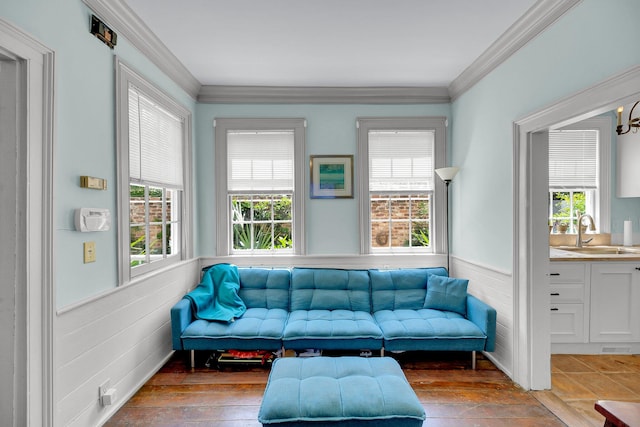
[{"left": 576, "top": 213, "right": 596, "bottom": 247}]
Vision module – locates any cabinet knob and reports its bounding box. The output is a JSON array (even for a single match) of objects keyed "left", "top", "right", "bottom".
[
  {"left": 550, "top": 273, "right": 560, "bottom": 276},
  {"left": 635, "top": 267, "right": 640, "bottom": 271},
  {"left": 550, "top": 308, "right": 559, "bottom": 311},
  {"left": 550, "top": 292, "right": 560, "bottom": 296}
]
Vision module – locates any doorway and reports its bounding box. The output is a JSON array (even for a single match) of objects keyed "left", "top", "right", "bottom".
[
  {"left": 0, "top": 20, "right": 55, "bottom": 426},
  {"left": 0, "top": 51, "right": 26, "bottom": 427},
  {"left": 513, "top": 65, "right": 640, "bottom": 390}
]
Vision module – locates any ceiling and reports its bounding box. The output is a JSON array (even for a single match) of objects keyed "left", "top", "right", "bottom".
[{"left": 123, "top": 0, "right": 538, "bottom": 88}]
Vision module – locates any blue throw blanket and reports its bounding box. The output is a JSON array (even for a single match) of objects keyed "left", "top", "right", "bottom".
[{"left": 184, "top": 263, "right": 247, "bottom": 322}]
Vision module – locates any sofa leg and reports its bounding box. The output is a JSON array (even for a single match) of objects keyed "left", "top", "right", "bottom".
[
  {"left": 380, "top": 347, "right": 385, "bottom": 357},
  {"left": 471, "top": 351, "right": 476, "bottom": 370},
  {"left": 190, "top": 350, "right": 195, "bottom": 370}
]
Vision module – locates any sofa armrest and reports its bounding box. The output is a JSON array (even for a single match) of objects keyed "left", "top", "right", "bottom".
[
  {"left": 171, "top": 298, "right": 193, "bottom": 350},
  {"left": 466, "top": 295, "right": 497, "bottom": 352}
]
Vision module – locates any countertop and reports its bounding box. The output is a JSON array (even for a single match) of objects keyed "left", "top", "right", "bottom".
[{"left": 550, "top": 245, "right": 640, "bottom": 261}]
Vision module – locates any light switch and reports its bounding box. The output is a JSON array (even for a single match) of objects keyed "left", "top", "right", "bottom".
[{"left": 84, "top": 241, "right": 96, "bottom": 263}]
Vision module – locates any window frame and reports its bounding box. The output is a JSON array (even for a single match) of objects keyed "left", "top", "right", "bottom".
[
  {"left": 214, "top": 118, "right": 306, "bottom": 256},
  {"left": 115, "top": 58, "right": 193, "bottom": 285},
  {"left": 548, "top": 116, "right": 611, "bottom": 233},
  {"left": 357, "top": 117, "right": 447, "bottom": 254}
]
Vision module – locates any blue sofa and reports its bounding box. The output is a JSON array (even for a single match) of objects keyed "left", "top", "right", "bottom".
[{"left": 171, "top": 266, "right": 496, "bottom": 368}]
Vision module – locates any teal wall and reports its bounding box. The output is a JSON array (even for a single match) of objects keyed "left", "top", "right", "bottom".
[
  {"left": 450, "top": 0, "right": 640, "bottom": 271},
  {"left": 0, "top": 0, "right": 196, "bottom": 307},
  {"left": 194, "top": 104, "right": 451, "bottom": 256},
  {"left": 3, "top": 0, "right": 640, "bottom": 305}
]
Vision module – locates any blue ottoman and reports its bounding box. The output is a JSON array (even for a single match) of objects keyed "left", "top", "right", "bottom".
[{"left": 258, "top": 357, "right": 425, "bottom": 426}]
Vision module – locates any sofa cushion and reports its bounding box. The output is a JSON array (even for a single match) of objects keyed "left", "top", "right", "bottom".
[
  {"left": 181, "top": 307, "right": 288, "bottom": 350},
  {"left": 290, "top": 268, "right": 371, "bottom": 312},
  {"left": 238, "top": 267, "right": 291, "bottom": 310},
  {"left": 423, "top": 275, "right": 468, "bottom": 316},
  {"left": 283, "top": 309, "right": 383, "bottom": 350},
  {"left": 374, "top": 309, "right": 487, "bottom": 352},
  {"left": 370, "top": 268, "right": 448, "bottom": 312}
]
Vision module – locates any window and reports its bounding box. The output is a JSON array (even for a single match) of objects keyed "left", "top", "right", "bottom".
[
  {"left": 116, "top": 59, "right": 192, "bottom": 283},
  {"left": 548, "top": 117, "right": 611, "bottom": 233},
  {"left": 215, "top": 118, "right": 305, "bottom": 255},
  {"left": 357, "top": 117, "right": 447, "bottom": 254}
]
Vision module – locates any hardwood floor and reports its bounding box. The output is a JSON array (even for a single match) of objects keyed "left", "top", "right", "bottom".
[
  {"left": 105, "top": 351, "right": 565, "bottom": 426},
  {"left": 533, "top": 354, "right": 640, "bottom": 427}
]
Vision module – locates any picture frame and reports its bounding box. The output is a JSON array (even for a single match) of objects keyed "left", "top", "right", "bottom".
[{"left": 310, "top": 155, "right": 354, "bottom": 199}]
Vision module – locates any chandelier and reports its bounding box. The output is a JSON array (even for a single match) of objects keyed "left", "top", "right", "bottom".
[{"left": 616, "top": 101, "right": 640, "bottom": 135}]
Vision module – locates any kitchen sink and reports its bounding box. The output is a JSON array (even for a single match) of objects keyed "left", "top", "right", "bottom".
[{"left": 552, "top": 246, "right": 640, "bottom": 255}]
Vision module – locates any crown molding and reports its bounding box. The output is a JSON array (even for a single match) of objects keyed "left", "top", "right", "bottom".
[
  {"left": 449, "top": 0, "right": 583, "bottom": 101},
  {"left": 83, "top": 0, "right": 581, "bottom": 104},
  {"left": 82, "top": 0, "right": 201, "bottom": 100},
  {"left": 198, "top": 85, "right": 450, "bottom": 104}
]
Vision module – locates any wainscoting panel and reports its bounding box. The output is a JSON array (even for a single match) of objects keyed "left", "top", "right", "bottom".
[
  {"left": 452, "top": 256, "right": 514, "bottom": 377},
  {"left": 200, "top": 254, "right": 448, "bottom": 271},
  {"left": 55, "top": 259, "right": 200, "bottom": 427}
]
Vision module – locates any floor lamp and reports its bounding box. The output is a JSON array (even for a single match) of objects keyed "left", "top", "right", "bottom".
[{"left": 435, "top": 167, "right": 459, "bottom": 273}]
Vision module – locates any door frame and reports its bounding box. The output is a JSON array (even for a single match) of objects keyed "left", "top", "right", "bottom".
[
  {"left": 512, "top": 65, "right": 640, "bottom": 390},
  {"left": 0, "top": 18, "right": 55, "bottom": 425}
]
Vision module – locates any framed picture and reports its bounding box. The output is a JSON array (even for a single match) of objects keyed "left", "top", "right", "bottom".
[{"left": 310, "top": 155, "right": 354, "bottom": 199}]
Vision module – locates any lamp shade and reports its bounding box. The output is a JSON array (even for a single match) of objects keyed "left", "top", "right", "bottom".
[{"left": 435, "top": 167, "right": 459, "bottom": 182}]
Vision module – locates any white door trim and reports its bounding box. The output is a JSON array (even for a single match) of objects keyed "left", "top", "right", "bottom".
[
  {"left": 513, "top": 64, "right": 640, "bottom": 390},
  {"left": 0, "top": 18, "right": 55, "bottom": 426}
]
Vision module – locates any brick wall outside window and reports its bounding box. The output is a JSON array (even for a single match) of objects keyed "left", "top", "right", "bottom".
[{"left": 370, "top": 195, "right": 430, "bottom": 248}]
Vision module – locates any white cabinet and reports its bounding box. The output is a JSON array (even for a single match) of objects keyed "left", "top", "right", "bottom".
[
  {"left": 590, "top": 263, "right": 640, "bottom": 342},
  {"left": 616, "top": 131, "right": 640, "bottom": 197},
  {"left": 550, "top": 304, "right": 585, "bottom": 343},
  {"left": 549, "top": 263, "right": 587, "bottom": 343}
]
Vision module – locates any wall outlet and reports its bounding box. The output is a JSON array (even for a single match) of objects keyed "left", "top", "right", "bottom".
[
  {"left": 83, "top": 241, "right": 96, "bottom": 263},
  {"left": 98, "top": 379, "right": 110, "bottom": 405},
  {"left": 98, "top": 379, "right": 116, "bottom": 406}
]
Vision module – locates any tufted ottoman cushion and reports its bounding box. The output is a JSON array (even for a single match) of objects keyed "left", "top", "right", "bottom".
[{"left": 258, "top": 357, "right": 425, "bottom": 426}]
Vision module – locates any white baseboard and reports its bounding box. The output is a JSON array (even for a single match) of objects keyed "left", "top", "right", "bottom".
[{"left": 96, "top": 351, "right": 175, "bottom": 427}]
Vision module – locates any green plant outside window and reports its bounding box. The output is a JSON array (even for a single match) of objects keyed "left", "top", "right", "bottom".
[{"left": 231, "top": 194, "right": 293, "bottom": 251}]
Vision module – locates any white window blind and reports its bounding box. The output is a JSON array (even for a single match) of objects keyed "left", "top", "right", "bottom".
[
  {"left": 369, "top": 130, "right": 434, "bottom": 191},
  {"left": 128, "top": 85, "right": 184, "bottom": 187},
  {"left": 549, "top": 129, "right": 598, "bottom": 190},
  {"left": 227, "top": 130, "right": 295, "bottom": 192}
]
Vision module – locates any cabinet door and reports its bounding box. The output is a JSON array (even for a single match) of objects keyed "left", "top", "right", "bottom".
[
  {"left": 617, "top": 135, "right": 640, "bottom": 197},
  {"left": 550, "top": 303, "right": 585, "bottom": 343},
  {"left": 590, "top": 263, "right": 640, "bottom": 342}
]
